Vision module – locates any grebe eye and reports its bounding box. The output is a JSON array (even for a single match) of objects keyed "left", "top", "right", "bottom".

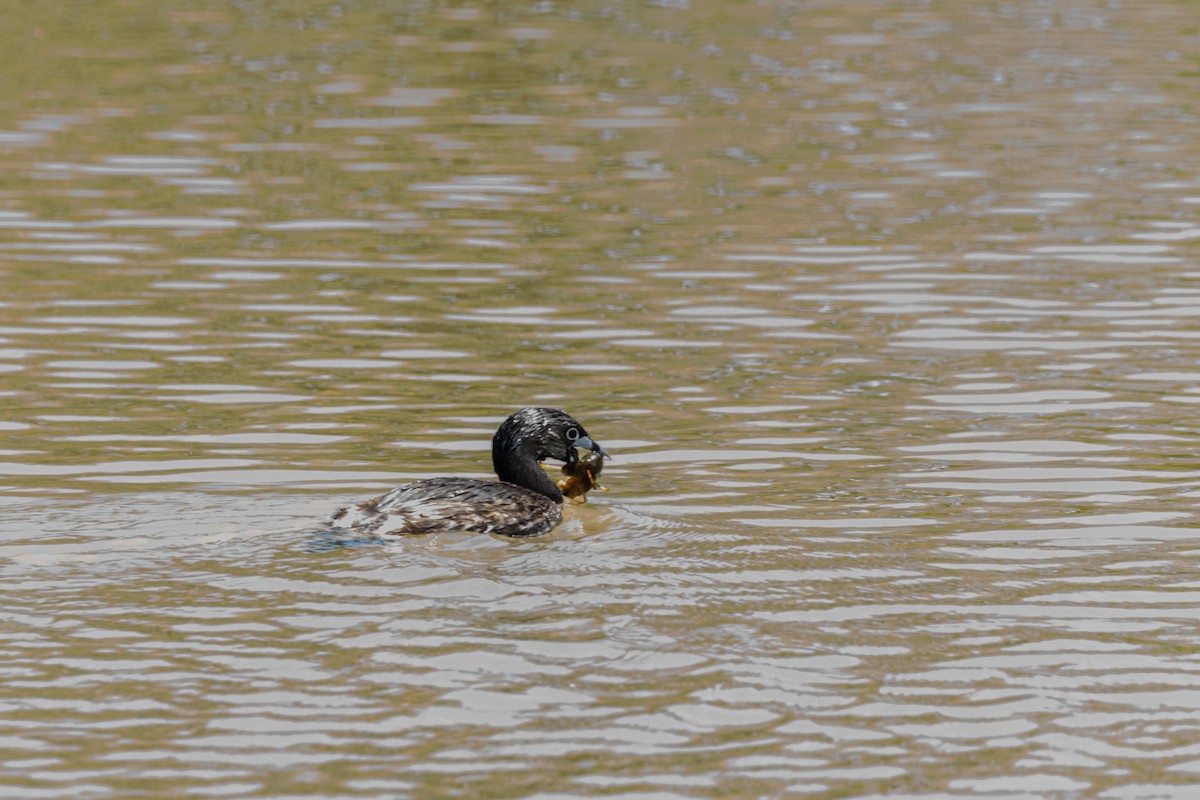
[{"left": 566, "top": 428, "right": 579, "bottom": 442}]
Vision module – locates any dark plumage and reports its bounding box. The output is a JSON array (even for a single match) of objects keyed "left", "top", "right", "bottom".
[{"left": 329, "top": 407, "right": 608, "bottom": 537}]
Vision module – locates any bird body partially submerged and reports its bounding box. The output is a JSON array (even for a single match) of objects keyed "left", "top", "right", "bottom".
[
  {"left": 330, "top": 476, "right": 563, "bottom": 537},
  {"left": 329, "top": 407, "right": 608, "bottom": 537}
]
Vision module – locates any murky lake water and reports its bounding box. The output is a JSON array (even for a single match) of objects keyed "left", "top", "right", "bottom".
[{"left": 3, "top": 1, "right": 1200, "bottom": 797}]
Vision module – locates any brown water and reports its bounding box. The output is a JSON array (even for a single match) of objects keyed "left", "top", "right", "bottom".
[{"left": 2, "top": 1, "right": 1200, "bottom": 797}]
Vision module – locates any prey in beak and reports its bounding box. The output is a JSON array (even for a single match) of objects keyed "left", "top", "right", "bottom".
[
  {"left": 573, "top": 434, "right": 610, "bottom": 461},
  {"left": 558, "top": 440, "right": 609, "bottom": 503}
]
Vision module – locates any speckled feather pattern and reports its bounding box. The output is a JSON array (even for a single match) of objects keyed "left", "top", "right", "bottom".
[{"left": 329, "top": 477, "right": 562, "bottom": 537}]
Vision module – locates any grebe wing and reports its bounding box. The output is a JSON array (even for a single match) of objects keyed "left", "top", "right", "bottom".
[{"left": 329, "top": 477, "right": 561, "bottom": 537}]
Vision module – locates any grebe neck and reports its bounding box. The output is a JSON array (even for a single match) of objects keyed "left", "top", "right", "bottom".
[{"left": 495, "top": 453, "right": 563, "bottom": 502}]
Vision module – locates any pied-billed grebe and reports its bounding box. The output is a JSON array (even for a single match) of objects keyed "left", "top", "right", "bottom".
[{"left": 329, "top": 407, "right": 609, "bottom": 537}]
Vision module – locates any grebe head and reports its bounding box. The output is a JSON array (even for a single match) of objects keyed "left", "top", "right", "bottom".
[{"left": 493, "top": 407, "right": 608, "bottom": 476}]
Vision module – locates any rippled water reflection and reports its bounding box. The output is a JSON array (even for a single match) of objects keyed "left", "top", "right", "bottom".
[{"left": 4, "top": 1, "right": 1200, "bottom": 797}]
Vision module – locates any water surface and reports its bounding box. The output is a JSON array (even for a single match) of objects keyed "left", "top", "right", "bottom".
[{"left": 2, "top": 2, "right": 1200, "bottom": 798}]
